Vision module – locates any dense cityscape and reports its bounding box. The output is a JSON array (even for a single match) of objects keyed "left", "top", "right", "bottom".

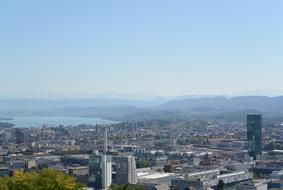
[
  {"left": 0, "top": 111, "right": 283, "bottom": 189},
  {"left": 1, "top": 0, "right": 282, "bottom": 190}
]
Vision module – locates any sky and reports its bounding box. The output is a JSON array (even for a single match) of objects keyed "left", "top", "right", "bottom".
[{"left": 0, "top": 0, "right": 282, "bottom": 99}]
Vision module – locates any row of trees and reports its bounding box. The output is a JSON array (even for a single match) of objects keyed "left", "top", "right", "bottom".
[
  {"left": 177, "top": 137, "right": 210, "bottom": 145},
  {"left": 264, "top": 141, "right": 283, "bottom": 151}
]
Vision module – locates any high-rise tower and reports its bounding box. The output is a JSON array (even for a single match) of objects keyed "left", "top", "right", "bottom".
[
  {"left": 247, "top": 114, "right": 262, "bottom": 159},
  {"left": 115, "top": 155, "right": 137, "bottom": 185},
  {"left": 102, "top": 127, "right": 112, "bottom": 189},
  {"left": 89, "top": 127, "right": 112, "bottom": 190},
  {"left": 104, "top": 128, "right": 108, "bottom": 154},
  {"left": 89, "top": 152, "right": 103, "bottom": 189}
]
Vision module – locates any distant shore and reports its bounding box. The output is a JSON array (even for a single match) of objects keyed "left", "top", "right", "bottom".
[
  {"left": 0, "top": 117, "right": 13, "bottom": 121},
  {"left": 0, "top": 116, "right": 115, "bottom": 128},
  {"left": 0, "top": 121, "right": 15, "bottom": 128}
]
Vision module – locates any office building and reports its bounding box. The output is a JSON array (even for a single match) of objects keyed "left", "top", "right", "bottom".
[
  {"left": 235, "top": 180, "right": 267, "bottom": 190},
  {"left": 102, "top": 128, "right": 112, "bottom": 189},
  {"left": 247, "top": 114, "right": 262, "bottom": 159},
  {"left": 171, "top": 178, "right": 211, "bottom": 190},
  {"left": 89, "top": 128, "right": 112, "bottom": 189},
  {"left": 115, "top": 155, "right": 137, "bottom": 184},
  {"left": 102, "top": 154, "right": 112, "bottom": 189},
  {"left": 89, "top": 153, "right": 103, "bottom": 189}
]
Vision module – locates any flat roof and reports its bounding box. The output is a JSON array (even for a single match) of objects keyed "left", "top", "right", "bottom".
[{"left": 138, "top": 173, "right": 174, "bottom": 179}]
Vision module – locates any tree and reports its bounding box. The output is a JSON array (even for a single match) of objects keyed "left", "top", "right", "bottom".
[
  {"left": 136, "top": 160, "right": 150, "bottom": 168},
  {"left": 110, "top": 184, "right": 144, "bottom": 190},
  {"left": 110, "top": 184, "right": 130, "bottom": 190},
  {"left": 0, "top": 169, "right": 84, "bottom": 190},
  {"left": 164, "top": 164, "right": 172, "bottom": 173},
  {"left": 0, "top": 178, "right": 9, "bottom": 190},
  {"left": 217, "top": 180, "right": 225, "bottom": 190}
]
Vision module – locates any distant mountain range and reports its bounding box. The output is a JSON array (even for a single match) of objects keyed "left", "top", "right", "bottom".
[
  {"left": 159, "top": 96, "right": 283, "bottom": 122},
  {"left": 160, "top": 96, "right": 283, "bottom": 113},
  {"left": 0, "top": 97, "right": 171, "bottom": 109},
  {"left": 0, "top": 96, "right": 283, "bottom": 122}
]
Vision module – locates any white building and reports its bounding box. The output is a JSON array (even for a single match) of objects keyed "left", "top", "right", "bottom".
[
  {"left": 102, "top": 128, "right": 112, "bottom": 189},
  {"left": 102, "top": 154, "right": 112, "bottom": 189}
]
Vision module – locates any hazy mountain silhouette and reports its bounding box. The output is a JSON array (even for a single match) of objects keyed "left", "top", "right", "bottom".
[
  {"left": 0, "top": 96, "right": 283, "bottom": 121},
  {"left": 160, "top": 96, "right": 283, "bottom": 114}
]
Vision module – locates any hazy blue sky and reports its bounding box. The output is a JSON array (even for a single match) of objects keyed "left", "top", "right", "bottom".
[{"left": 0, "top": 1, "right": 282, "bottom": 99}]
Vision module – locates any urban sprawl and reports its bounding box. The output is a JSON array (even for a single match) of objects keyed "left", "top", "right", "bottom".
[{"left": 0, "top": 114, "right": 283, "bottom": 190}]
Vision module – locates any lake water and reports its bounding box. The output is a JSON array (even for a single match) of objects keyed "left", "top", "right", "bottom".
[{"left": 0, "top": 116, "right": 116, "bottom": 128}]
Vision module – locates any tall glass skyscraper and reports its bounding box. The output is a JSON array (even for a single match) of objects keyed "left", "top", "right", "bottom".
[
  {"left": 247, "top": 114, "right": 262, "bottom": 159},
  {"left": 89, "top": 153, "right": 103, "bottom": 189}
]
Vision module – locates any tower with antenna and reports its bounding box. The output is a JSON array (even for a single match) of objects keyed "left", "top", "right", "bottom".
[
  {"left": 89, "top": 126, "right": 112, "bottom": 190},
  {"left": 104, "top": 127, "right": 108, "bottom": 154}
]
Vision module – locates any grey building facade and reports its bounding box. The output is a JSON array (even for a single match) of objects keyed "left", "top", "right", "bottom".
[{"left": 115, "top": 155, "right": 137, "bottom": 184}]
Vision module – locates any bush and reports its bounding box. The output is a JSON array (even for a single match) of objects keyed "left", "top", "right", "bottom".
[
  {"left": 0, "top": 169, "right": 84, "bottom": 190},
  {"left": 136, "top": 160, "right": 150, "bottom": 168}
]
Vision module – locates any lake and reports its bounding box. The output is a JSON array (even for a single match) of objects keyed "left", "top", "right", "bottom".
[{"left": 0, "top": 116, "right": 116, "bottom": 128}]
